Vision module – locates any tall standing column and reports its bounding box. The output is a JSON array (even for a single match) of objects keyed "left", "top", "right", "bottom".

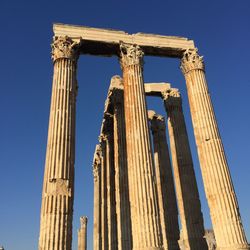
[
  {"left": 148, "top": 110, "right": 180, "bottom": 250},
  {"left": 111, "top": 76, "right": 132, "bottom": 250},
  {"left": 181, "top": 49, "right": 249, "bottom": 250},
  {"left": 105, "top": 116, "right": 118, "bottom": 250},
  {"left": 39, "top": 36, "right": 80, "bottom": 250},
  {"left": 78, "top": 216, "right": 88, "bottom": 250},
  {"left": 99, "top": 135, "right": 108, "bottom": 250},
  {"left": 120, "top": 43, "right": 163, "bottom": 249},
  {"left": 93, "top": 145, "right": 102, "bottom": 250},
  {"left": 163, "top": 88, "right": 207, "bottom": 250}
]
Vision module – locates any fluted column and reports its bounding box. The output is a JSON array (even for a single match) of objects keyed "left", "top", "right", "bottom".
[
  {"left": 93, "top": 145, "right": 102, "bottom": 250},
  {"left": 105, "top": 116, "right": 118, "bottom": 250},
  {"left": 99, "top": 135, "right": 108, "bottom": 250},
  {"left": 148, "top": 110, "right": 180, "bottom": 250},
  {"left": 119, "top": 43, "right": 163, "bottom": 249},
  {"left": 39, "top": 36, "right": 80, "bottom": 250},
  {"left": 163, "top": 88, "right": 207, "bottom": 250},
  {"left": 78, "top": 216, "right": 88, "bottom": 250},
  {"left": 181, "top": 49, "right": 249, "bottom": 250},
  {"left": 111, "top": 76, "right": 132, "bottom": 250}
]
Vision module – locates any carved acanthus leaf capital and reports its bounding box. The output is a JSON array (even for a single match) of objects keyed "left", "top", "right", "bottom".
[
  {"left": 80, "top": 216, "right": 88, "bottom": 228},
  {"left": 162, "top": 88, "right": 182, "bottom": 110},
  {"left": 180, "top": 48, "right": 205, "bottom": 74},
  {"left": 148, "top": 110, "right": 166, "bottom": 132},
  {"left": 119, "top": 43, "right": 144, "bottom": 68},
  {"left": 51, "top": 36, "right": 81, "bottom": 62},
  {"left": 93, "top": 145, "right": 102, "bottom": 181},
  {"left": 162, "top": 88, "right": 181, "bottom": 99}
]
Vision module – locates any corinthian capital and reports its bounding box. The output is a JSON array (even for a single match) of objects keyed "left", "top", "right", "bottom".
[
  {"left": 51, "top": 36, "right": 81, "bottom": 62},
  {"left": 180, "top": 48, "right": 205, "bottom": 74},
  {"left": 93, "top": 145, "right": 101, "bottom": 181},
  {"left": 119, "top": 43, "right": 144, "bottom": 67},
  {"left": 148, "top": 110, "right": 166, "bottom": 132},
  {"left": 80, "top": 216, "right": 88, "bottom": 228},
  {"left": 162, "top": 88, "right": 182, "bottom": 111}
]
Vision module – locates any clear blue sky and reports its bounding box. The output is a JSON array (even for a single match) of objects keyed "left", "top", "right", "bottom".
[{"left": 0, "top": 1, "right": 249, "bottom": 249}]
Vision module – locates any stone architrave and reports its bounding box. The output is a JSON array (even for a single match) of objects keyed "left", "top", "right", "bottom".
[
  {"left": 163, "top": 88, "right": 208, "bottom": 250},
  {"left": 110, "top": 76, "right": 132, "bottom": 250},
  {"left": 181, "top": 49, "right": 249, "bottom": 250},
  {"left": 39, "top": 36, "right": 80, "bottom": 250},
  {"left": 78, "top": 216, "right": 88, "bottom": 250},
  {"left": 148, "top": 110, "right": 180, "bottom": 250},
  {"left": 93, "top": 145, "right": 102, "bottom": 250},
  {"left": 120, "top": 43, "right": 163, "bottom": 249}
]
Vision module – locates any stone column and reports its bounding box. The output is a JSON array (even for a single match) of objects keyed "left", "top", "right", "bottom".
[
  {"left": 148, "top": 110, "right": 180, "bottom": 250},
  {"left": 39, "top": 36, "right": 80, "bottom": 250},
  {"left": 119, "top": 43, "right": 163, "bottom": 249},
  {"left": 78, "top": 216, "right": 88, "bottom": 250},
  {"left": 111, "top": 76, "right": 132, "bottom": 250},
  {"left": 163, "top": 88, "right": 207, "bottom": 250},
  {"left": 180, "top": 49, "right": 249, "bottom": 250},
  {"left": 93, "top": 145, "right": 102, "bottom": 250},
  {"left": 99, "top": 135, "right": 108, "bottom": 250},
  {"left": 105, "top": 115, "right": 118, "bottom": 250}
]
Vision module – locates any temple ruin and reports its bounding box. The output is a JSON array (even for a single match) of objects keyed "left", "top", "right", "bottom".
[{"left": 38, "top": 23, "right": 249, "bottom": 250}]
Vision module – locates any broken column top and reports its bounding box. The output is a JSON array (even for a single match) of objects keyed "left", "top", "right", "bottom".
[{"left": 53, "top": 23, "right": 195, "bottom": 58}]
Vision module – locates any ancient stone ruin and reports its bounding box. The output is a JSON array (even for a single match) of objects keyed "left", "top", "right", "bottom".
[{"left": 38, "top": 23, "right": 249, "bottom": 250}]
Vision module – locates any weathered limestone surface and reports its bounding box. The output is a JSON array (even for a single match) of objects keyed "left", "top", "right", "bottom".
[
  {"left": 39, "top": 36, "right": 80, "bottom": 250},
  {"left": 181, "top": 49, "right": 250, "bottom": 250},
  {"left": 53, "top": 23, "right": 195, "bottom": 58},
  {"left": 93, "top": 145, "right": 102, "bottom": 250},
  {"left": 148, "top": 110, "right": 180, "bottom": 250},
  {"left": 120, "top": 43, "right": 163, "bottom": 249},
  {"left": 110, "top": 76, "right": 132, "bottom": 250},
  {"left": 163, "top": 88, "right": 207, "bottom": 250},
  {"left": 78, "top": 216, "right": 88, "bottom": 250}
]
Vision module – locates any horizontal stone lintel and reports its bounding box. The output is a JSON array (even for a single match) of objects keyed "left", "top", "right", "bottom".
[
  {"left": 53, "top": 23, "right": 195, "bottom": 58},
  {"left": 144, "top": 83, "right": 171, "bottom": 96}
]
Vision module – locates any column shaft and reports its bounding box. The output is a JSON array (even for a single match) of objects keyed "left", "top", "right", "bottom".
[
  {"left": 163, "top": 89, "right": 207, "bottom": 250},
  {"left": 93, "top": 145, "right": 102, "bottom": 250},
  {"left": 39, "top": 36, "right": 79, "bottom": 250},
  {"left": 149, "top": 111, "right": 180, "bottom": 250},
  {"left": 106, "top": 124, "right": 118, "bottom": 250},
  {"left": 78, "top": 217, "right": 88, "bottom": 250},
  {"left": 112, "top": 85, "right": 132, "bottom": 250},
  {"left": 120, "top": 43, "right": 163, "bottom": 249},
  {"left": 181, "top": 49, "right": 249, "bottom": 250},
  {"left": 100, "top": 136, "right": 108, "bottom": 250}
]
